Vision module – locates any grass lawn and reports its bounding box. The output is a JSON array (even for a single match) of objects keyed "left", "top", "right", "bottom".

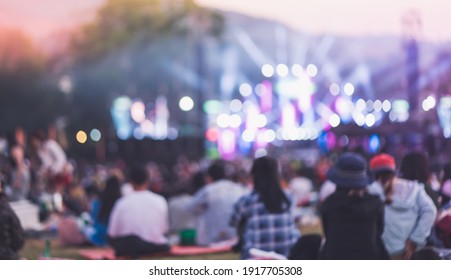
[{"left": 19, "top": 218, "right": 322, "bottom": 260}]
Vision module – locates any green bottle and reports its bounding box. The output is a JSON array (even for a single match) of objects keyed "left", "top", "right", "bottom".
[{"left": 43, "top": 239, "right": 51, "bottom": 258}]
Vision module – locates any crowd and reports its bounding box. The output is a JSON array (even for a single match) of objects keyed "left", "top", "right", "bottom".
[{"left": 1, "top": 127, "right": 451, "bottom": 260}]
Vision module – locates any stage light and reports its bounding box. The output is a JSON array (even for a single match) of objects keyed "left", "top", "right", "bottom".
[
  {"left": 356, "top": 99, "right": 366, "bottom": 111},
  {"left": 329, "top": 114, "right": 341, "bottom": 128},
  {"left": 344, "top": 83, "right": 355, "bottom": 96},
  {"left": 206, "top": 128, "right": 220, "bottom": 142},
  {"left": 365, "top": 113, "right": 376, "bottom": 127},
  {"left": 203, "top": 100, "right": 223, "bottom": 115},
  {"left": 140, "top": 120, "right": 153, "bottom": 135},
  {"left": 382, "top": 100, "right": 391, "bottom": 112},
  {"left": 276, "top": 64, "right": 289, "bottom": 77},
  {"left": 133, "top": 127, "right": 144, "bottom": 140},
  {"left": 76, "top": 130, "right": 87, "bottom": 144},
  {"left": 306, "top": 64, "right": 318, "bottom": 77},
  {"left": 90, "top": 129, "right": 101, "bottom": 142},
  {"left": 255, "top": 148, "right": 268, "bottom": 158},
  {"left": 292, "top": 64, "right": 303, "bottom": 77},
  {"left": 366, "top": 100, "right": 374, "bottom": 111},
  {"left": 230, "top": 114, "right": 242, "bottom": 128},
  {"left": 329, "top": 83, "right": 340, "bottom": 96},
  {"left": 217, "top": 114, "right": 230, "bottom": 128},
  {"left": 422, "top": 96, "right": 436, "bottom": 112},
  {"left": 261, "top": 64, "right": 274, "bottom": 78},
  {"left": 256, "top": 114, "right": 267, "bottom": 128},
  {"left": 353, "top": 111, "right": 365, "bottom": 126},
  {"left": 263, "top": 129, "right": 276, "bottom": 143},
  {"left": 130, "top": 101, "right": 146, "bottom": 123},
  {"left": 373, "top": 100, "right": 382, "bottom": 112},
  {"left": 179, "top": 96, "right": 194, "bottom": 112},
  {"left": 242, "top": 130, "right": 255, "bottom": 142},
  {"left": 229, "top": 99, "right": 243, "bottom": 112},
  {"left": 369, "top": 134, "right": 381, "bottom": 154},
  {"left": 239, "top": 83, "right": 252, "bottom": 97}
]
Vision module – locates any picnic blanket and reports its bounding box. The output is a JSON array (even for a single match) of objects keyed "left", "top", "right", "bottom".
[{"left": 78, "top": 244, "right": 233, "bottom": 260}]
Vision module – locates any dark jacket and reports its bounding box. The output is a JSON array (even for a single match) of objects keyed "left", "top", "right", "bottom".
[
  {"left": 320, "top": 189, "right": 388, "bottom": 260},
  {"left": 0, "top": 194, "right": 25, "bottom": 259}
]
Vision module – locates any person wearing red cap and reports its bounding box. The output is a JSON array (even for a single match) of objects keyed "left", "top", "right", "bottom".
[{"left": 368, "top": 154, "right": 437, "bottom": 259}]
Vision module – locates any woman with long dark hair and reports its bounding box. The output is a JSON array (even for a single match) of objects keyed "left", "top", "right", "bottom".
[
  {"left": 230, "top": 156, "right": 299, "bottom": 259},
  {"left": 83, "top": 175, "right": 122, "bottom": 246}
]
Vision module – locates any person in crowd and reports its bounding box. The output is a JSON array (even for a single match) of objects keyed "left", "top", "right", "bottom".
[
  {"left": 83, "top": 175, "right": 122, "bottom": 246},
  {"left": 320, "top": 152, "right": 388, "bottom": 260},
  {"left": 0, "top": 174, "right": 25, "bottom": 259},
  {"left": 399, "top": 151, "right": 440, "bottom": 209},
  {"left": 30, "top": 130, "right": 71, "bottom": 192},
  {"left": 230, "top": 156, "right": 300, "bottom": 259},
  {"left": 288, "top": 168, "right": 314, "bottom": 207},
  {"left": 440, "top": 163, "right": 451, "bottom": 209},
  {"left": 368, "top": 153, "right": 437, "bottom": 259},
  {"left": 186, "top": 160, "right": 248, "bottom": 246},
  {"left": 107, "top": 166, "right": 169, "bottom": 257},
  {"left": 4, "top": 129, "right": 30, "bottom": 201},
  {"left": 168, "top": 171, "right": 204, "bottom": 234}
]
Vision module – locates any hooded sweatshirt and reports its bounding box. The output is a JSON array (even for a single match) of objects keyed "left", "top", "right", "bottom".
[{"left": 368, "top": 178, "right": 437, "bottom": 255}]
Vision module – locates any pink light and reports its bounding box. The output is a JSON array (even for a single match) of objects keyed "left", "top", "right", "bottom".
[
  {"left": 246, "top": 103, "right": 260, "bottom": 132},
  {"left": 260, "top": 81, "right": 273, "bottom": 113},
  {"left": 218, "top": 129, "right": 236, "bottom": 160},
  {"left": 255, "top": 129, "right": 268, "bottom": 149}
]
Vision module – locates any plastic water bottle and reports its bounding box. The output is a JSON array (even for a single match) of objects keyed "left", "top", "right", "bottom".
[{"left": 43, "top": 239, "right": 51, "bottom": 258}]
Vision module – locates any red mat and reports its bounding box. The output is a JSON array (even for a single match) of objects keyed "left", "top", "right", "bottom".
[{"left": 78, "top": 245, "right": 232, "bottom": 260}]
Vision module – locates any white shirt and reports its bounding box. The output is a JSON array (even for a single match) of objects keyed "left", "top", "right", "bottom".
[
  {"left": 108, "top": 190, "right": 169, "bottom": 244},
  {"left": 186, "top": 180, "right": 249, "bottom": 246},
  {"left": 38, "top": 140, "right": 67, "bottom": 175}
]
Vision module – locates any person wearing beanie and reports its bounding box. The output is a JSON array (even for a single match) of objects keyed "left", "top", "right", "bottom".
[
  {"left": 368, "top": 153, "right": 437, "bottom": 259},
  {"left": 320, "top": 153, "right": 388, "bottom": 260}
]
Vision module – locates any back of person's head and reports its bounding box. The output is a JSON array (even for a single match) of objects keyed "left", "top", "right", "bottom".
[
  {"left": 128, "top": 165, "right": 149, "bottom": 189},
  {"left": 31, "top": 129, "right": 46, "bottom": 142},
  {"left": 327, "top": 152, "right": 369, "bottom": 192},
  {"left": 190, "top": 171, "right": 206, "bottom": 195},
  {"left": 370, "top": 153, "right": 396, "bottom": 184},
  {"left": 98, "top": 175, "right": 122, "bottom": 224},
  {"left": 400, "top": 151, "right": 430, "bottom": 184},
  {"left": 251, "top": 156, "right": 290, "bottom": 213},
  {"left": 207, "top": 160, "right": 226, "bottom": 182},
  {"left": 443, "top": 162, "right": 451, "bottom": 183}
]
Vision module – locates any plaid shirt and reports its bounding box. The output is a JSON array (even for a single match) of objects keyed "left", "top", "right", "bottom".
[{"left": 230, "top": 191, "right": 300, "bottom": 259}]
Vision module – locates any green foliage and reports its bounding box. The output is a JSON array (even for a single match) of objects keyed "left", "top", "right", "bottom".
[{"left": 70, "top": 0, "right": 223, "bottom": 62}]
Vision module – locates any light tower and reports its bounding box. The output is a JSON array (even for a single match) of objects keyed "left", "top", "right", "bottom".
[{"left": 402, "top": 9, "right": 422, "bottom": 114}]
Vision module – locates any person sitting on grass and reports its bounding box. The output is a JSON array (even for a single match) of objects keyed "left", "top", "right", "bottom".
[
  {"left": 107, "top": 166, "right": 169, "bottom": 258},
  {"left": 230, "top": 156, "right": 300, "bottom": 259}
]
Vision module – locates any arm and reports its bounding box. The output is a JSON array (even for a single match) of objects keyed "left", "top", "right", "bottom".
[
  {"left": 409, "top": 188, "right": 437, "bottom": 247},
  {"left": 229, "top": 196, "right": 246, "bottom": 229},
  {"left": 107, "top": 203, "right": 121, "bottom": 238},
  {"left": 184, "top": 188, "right": 208, "bottom": 215}
]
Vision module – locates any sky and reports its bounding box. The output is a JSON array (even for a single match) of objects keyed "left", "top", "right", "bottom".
[{"left": 0, "top": 0, "right": 450, "bottom": 42}]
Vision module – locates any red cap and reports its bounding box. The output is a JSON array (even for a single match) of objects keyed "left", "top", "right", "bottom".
[{"left": 370, "top": 154, "right": 396, "bottom": 172}]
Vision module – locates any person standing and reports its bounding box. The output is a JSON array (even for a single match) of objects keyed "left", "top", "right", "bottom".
[
  {"left": 369, "top": 154, "right": 437, "bottom": 259},
  {"left": 321, "top": 153, "right": 388, "bottom": 260},
  {"left": 108, "top": 166, "right": 169, "bottom": 257}
]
